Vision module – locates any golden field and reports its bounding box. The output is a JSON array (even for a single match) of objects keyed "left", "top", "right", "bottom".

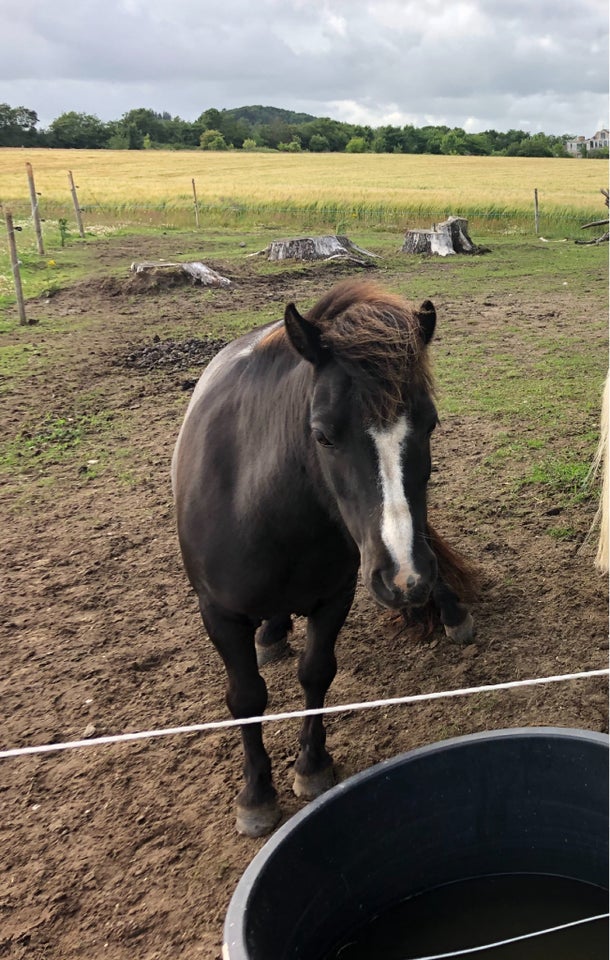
[{"left": 0, "top": 147, "right": 607, "bottom": 229}]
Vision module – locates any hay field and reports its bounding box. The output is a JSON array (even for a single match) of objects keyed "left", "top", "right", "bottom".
[{"left": 0, "top": 147, "right": 606, "bottom": 230}]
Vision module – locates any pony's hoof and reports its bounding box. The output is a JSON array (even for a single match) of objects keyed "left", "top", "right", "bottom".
[
  {"left": 256, "top": 639, "right": 292, "bottom": 667},
  {"left": 235, "top": 800, "right": 281, "bottom": 837},
  {"left": 444, "top": 611, "right": 475, "bottom": 644},
  {"left": 293, "top": 765, "right": 336, "bottom": 800}
]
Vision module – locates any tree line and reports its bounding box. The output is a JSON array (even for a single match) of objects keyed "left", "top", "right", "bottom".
[{"left": 1, "top": 102, "right": 607, "bottom": 158}]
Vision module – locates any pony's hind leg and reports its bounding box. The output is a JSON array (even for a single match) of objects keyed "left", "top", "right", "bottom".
[
  {"left": 293, "top": 583, "right": 355, "bottom": 800},
  {"left": 256, "top": 614, "right": 293, "bottom": 667},
  {"left": 198, "top": 599, "right": 281, "bottom": 837}
]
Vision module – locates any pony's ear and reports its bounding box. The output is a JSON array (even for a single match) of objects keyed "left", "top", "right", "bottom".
[
  {"left": 284, "top": 303, "right": 328, "bottom": 365},
  {"left": 417, "top": 299, "right": 436, "bottom": 344}
]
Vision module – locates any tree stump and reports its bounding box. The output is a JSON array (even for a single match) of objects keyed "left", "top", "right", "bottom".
[
  {"left": 402, "top": 217, "right": 485, "bottom": 257},
  {"left": 130, "top": 261, "right": 231, "bottom": 286},
  {"left": 251, "top": 235, "right": 381, "bottom": 265}
]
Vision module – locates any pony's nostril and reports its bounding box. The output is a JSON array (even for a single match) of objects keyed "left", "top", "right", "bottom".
[
  {"left": 406, "top": 575, "right": 417, "bottom": 589},
  {"left": 372, "top": 568, "right": 399, "bottom": 600},
  {"left": 372, "top": 569, "right": 389, "bottom": 590}
]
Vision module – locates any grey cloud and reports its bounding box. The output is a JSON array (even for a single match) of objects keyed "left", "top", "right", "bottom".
[{"left": 0, "top": 0, "right": 607, "bottom": 135}]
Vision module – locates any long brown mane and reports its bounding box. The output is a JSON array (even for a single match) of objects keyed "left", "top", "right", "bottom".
[
  {"left": 259, "top": 280, "right": 435, "bottom": 425},
  {"left": 427, "top": 522, "right": 481, "bottom": 602},
  {"left": 307, "top": 280, "right": 434, "bottom": 424}
]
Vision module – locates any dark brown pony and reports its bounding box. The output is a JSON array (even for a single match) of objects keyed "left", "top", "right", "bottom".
[{"left": 172, "top": 280, "right": 476, "bottom": 835}]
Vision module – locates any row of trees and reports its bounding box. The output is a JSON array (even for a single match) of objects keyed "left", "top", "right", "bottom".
[{"left": 1, "top": 102, "right": 607, "bottom": 158}]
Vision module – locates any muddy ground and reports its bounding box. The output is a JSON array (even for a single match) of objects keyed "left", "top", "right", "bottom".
[{"left": 1, "top": 233, "right": 608, "bottom": 959}]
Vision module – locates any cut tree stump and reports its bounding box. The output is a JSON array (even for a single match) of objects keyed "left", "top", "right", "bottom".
[
  {"left": 130, "top": 261, "right": 231, "bottom": 286},
  {"left": 250, "top": 235, "right": 381, "bottom": 265},
  {"left": 402, "top": 217, "right": 487, "bottom": 257}
]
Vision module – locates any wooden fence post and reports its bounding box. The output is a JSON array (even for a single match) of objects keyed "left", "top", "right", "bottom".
[
  {"left": 534, "top": 188, "right": 540, "bottom": 234},
  {"left": 25, "top": 161, "right": 44, "bottom": 255},
  {"left": 4, "top": 208, "right": 27, "bottom": 325},
  {"left": 68, "top": 170, "right": 85, "bottom": 238},
  {"left": 192, "top": 178, "right": 200, "bottom": 228}
]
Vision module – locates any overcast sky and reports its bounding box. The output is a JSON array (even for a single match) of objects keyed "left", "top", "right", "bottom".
[{"left": 2, "top": 0, "right": 608, "bottom": 136}]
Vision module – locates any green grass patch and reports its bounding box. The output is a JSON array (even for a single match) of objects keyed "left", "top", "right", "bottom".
[
  {"left": 518, "top": 457, "right": 593, "bottom": 503},
  {"left": 547, "top": 525, "right": 580, "bottom": 541},
  {"left": 0, "top": 342, "right": 50, "bottom": 381},
  {"left": 0, "top": 411, "right": 114, "bottom": 474},
  {"left": 436, "top": 332, "right": 606, "bottom": 422},
  {"left": 483, "top": 434, "right": 546, "bottom": 467}
]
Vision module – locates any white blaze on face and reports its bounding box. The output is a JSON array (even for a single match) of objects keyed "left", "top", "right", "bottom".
[{"left": 369, "top": 416, "right": 417, "bottom": 592}]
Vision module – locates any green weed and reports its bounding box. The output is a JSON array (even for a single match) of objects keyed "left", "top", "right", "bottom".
[{"left": 548, "top": 526, "right": 579, "bottom": 541}]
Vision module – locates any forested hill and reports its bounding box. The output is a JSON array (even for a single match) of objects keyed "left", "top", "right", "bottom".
[
  {"left": 221, "top": 105, "right": 318, "bottom": 126},
  {"left": 1, "top": 101, "right": 605, "bottom": 157}
]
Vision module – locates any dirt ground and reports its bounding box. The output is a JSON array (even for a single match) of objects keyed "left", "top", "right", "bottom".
[{"left": 1, "top": 233, "right": 608, "bottom": 960}]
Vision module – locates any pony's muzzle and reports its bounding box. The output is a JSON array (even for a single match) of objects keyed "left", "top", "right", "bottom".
[{"left": 371, "top": 568, "right": 433, "bottom": 609}]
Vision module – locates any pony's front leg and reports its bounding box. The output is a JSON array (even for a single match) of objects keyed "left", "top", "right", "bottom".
[
  {"left": 198, "top": 600, "right": 281, "bottom": 837},
  {"left": 293, "top": 583, "right": 355, "bottom": 799},
  {"left": 432, "top": 578, "right": 475, "bottom": 643}
]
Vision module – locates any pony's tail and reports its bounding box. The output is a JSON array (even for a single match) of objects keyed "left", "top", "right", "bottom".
[
  {"left": 591, "top": 373, "right": 609, "bottom": 575},
  {"left": 426, "top": 522, "right": 481, "bottom": 602}
]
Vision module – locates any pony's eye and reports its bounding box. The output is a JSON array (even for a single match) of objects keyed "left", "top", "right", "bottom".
[{"left": 313, "top": 428, "right": 334, "bottom": 447}]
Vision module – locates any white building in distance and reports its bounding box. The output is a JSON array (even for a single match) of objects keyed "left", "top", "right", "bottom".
[{"left": 565, "top": 129, "right": 609, "bottom": 156}]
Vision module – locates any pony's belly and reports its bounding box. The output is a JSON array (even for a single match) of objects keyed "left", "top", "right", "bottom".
[{"left": 198, "top": 544, "right": 358, "bottom": 620}]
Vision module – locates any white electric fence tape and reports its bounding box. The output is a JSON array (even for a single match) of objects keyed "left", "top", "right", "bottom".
[{"left": 1, "top": 668, "right": 607, "bottom": 760}]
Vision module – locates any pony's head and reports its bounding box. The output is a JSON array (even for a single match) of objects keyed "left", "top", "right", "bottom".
[{"left": 285, "top": 280, "right": 439, "bottom": 610}]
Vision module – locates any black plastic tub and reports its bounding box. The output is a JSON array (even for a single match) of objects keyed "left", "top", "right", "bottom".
[{"left": 223, "top": 727, "right": 609, "bottom": 960}]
